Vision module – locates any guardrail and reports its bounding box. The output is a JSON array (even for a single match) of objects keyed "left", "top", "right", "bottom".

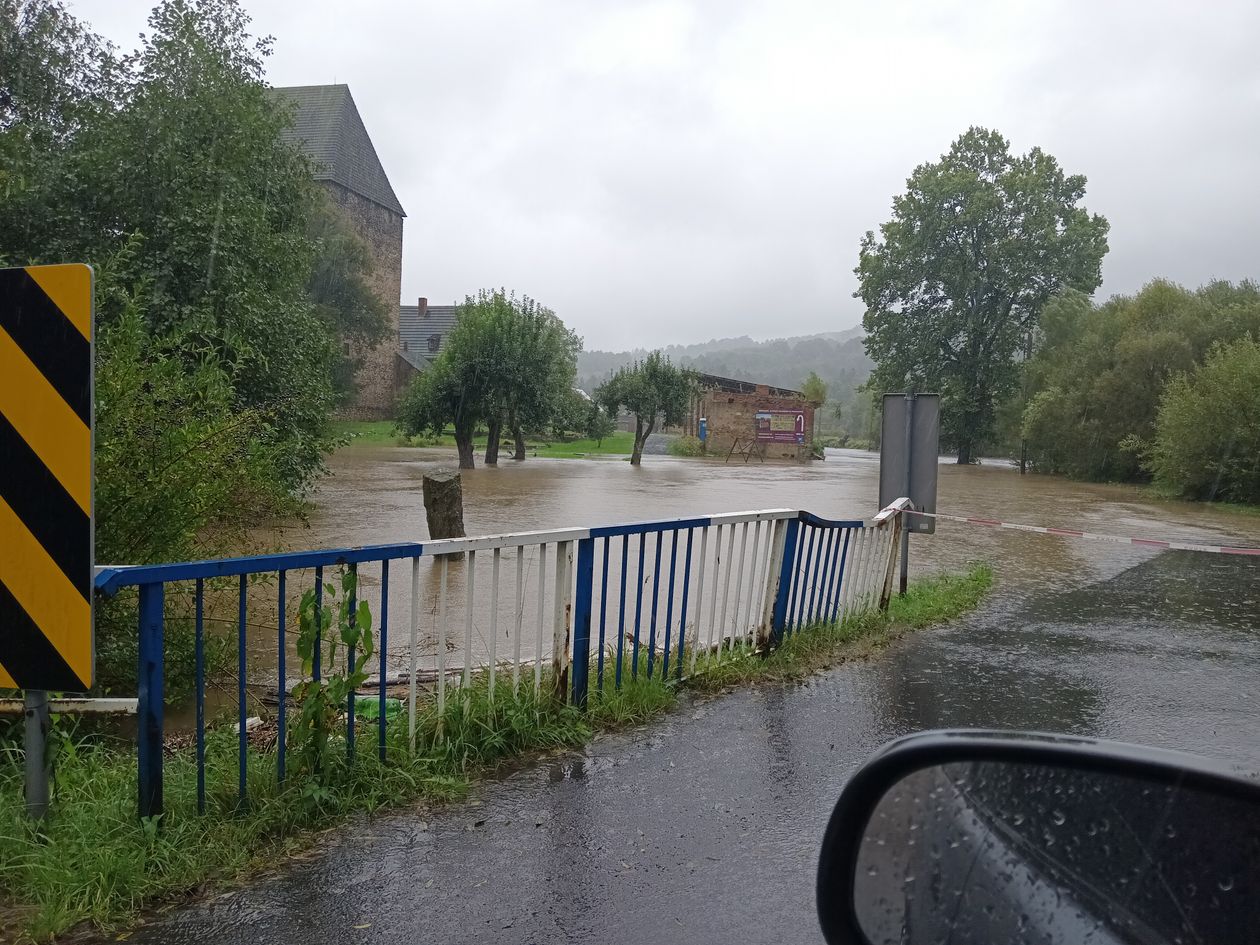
[{"left": 95, "top": 500, "right": 910, "bottom": 817}]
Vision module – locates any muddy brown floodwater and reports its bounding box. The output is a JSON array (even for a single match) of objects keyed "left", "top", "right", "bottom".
[
  {"left": 182, "top": 444, "right": 1260, "bottom": 704},
  {"left": 133, "top": 446, "right": 1260, "bottom": 945},
  {"left": 229, "top": 443, "right": 1260, "bottom": 687},
  {"left": 278, "top": 445, "right": 1260, "bottom": 590}
]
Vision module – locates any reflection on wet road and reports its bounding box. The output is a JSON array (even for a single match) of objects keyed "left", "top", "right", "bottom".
[{"left": 134, "top": 451, "right": 1259, "bottom": 944}]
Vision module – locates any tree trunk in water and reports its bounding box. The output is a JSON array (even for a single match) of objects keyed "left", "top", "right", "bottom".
[
  {"left": 513, "top": 426, "right": 527, "bottom": 461},
  {"left": 630, "top": 416, "right": 653, "bottom": 466},
  {"left": 957, "top": 441, "right": 972, "bottom": 465},
  {"left": 422, "top": 467, "right": 466, "bottom": 539},
  {"left": 485, "top": 416, "right": 502, "bottom": 465},
  {"left": 456, "top": 434, "right": 475, "bottom": 469}
]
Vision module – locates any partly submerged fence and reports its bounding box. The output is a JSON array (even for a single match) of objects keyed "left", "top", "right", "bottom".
[{"left": 94, "top": 500, "right": 910, "bottom": 817}]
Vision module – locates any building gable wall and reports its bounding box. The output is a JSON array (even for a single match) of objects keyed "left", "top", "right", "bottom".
[{"left": 324, "top": 182, "right": 404, "bottom": 419}]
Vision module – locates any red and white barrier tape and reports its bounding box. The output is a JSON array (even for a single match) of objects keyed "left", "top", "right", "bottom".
[{"left": 903, "top": 509, "right": 1260, "bottom": 557}]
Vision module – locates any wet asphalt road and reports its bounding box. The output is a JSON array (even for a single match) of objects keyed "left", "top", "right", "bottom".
[{"left": 131, "top": 550, "right": 1260, "bottom": 945}]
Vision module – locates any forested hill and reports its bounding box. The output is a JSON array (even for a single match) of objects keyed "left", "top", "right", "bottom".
[{"left": 577, "top": 327, "right": 871, "bottom": 398}]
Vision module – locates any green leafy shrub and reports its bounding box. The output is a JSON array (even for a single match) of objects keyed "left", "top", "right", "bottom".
[
  {"left": 289, "top": 569, "right": 373, "bottom": 797},
  {"left": 1023, "top": 281, "right": 1260, "bottom": 482},
  {"left": 1148, "top": 338, "right": 1260, "bottom": 503},
  {"left": 667, "top": 435, "right": 705, "bottom": 457}
]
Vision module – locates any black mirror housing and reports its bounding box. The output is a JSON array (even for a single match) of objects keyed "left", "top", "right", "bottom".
[{"left": 817, "top": 730, "right": 1260, "bottom": 945}]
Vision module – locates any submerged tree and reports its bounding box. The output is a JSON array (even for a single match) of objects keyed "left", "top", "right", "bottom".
[
  {"left": 1021, "top": 280, "right": 1260, "bottom": 482},
  {"left": 1148, "top": 337, "right": 1260, "bottom": 504},
  {"left": 595, "top": 352, "right": 696, "bottom": 466},
  {"left": 396, "top": 289, "right": 579, "bottom": 468},
  {"left": 856, "top": 126, "right": 1109, "bottom": 463}
]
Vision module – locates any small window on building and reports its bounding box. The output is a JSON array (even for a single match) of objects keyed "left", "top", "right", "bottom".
[{"left": 427, "top": 334, "right": 441, "bottom": 353}]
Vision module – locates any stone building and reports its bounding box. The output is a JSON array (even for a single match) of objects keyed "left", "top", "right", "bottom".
[
  {"left": 274, "top": 84, "right": 406, "bottom": 418},
  {"left": 685, "top": 373, "right": 816, "bottom": 461}
]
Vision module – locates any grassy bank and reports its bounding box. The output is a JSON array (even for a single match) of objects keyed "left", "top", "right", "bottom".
[
  {"left": 332, "top": 420, "right": 636, "bottom": 458},
  {"left": 0, "top": 564, "right": 990, "bottom": 941}
]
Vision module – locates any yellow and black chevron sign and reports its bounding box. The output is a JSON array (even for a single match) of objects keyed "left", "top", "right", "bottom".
[{"left": 0, "top": 264, "right": 93, "bottom": 692}]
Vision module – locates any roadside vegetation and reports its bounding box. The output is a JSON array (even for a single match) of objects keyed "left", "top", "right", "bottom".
[
  {"left": 1020, "top": 283, "right": 1260, "bottom": 503},
  {"left": 0, "top": 564, "right": 991, "bottom": 942},
  {"left": 1, "top": 0, "right": 389, "bottom": 689}
]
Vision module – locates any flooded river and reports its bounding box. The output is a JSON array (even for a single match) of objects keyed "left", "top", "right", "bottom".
[
  {"left": 282, "top": 445, "right": 1260, "bottom": 592},
  {"left": 137, "top": 446, "right": 1260, "bottom": 945}
]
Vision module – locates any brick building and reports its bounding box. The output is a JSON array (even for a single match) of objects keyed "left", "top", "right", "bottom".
[
  {"left": 686, "top": 373, "right": 816, "bottom": 461},
  {"left": 274, "top": 84, "right": 406, "bottom": 418}
]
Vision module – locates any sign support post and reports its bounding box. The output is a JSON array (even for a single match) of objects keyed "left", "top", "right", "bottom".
[
  {"left": 879, "top": 391, "right": 939, "bottom": 597},
  {"left": 24, "top": 689, "right": 49, "bottom": 819},
  {"left": 900, "top": 392, "right": 915, "bottom": 596}
]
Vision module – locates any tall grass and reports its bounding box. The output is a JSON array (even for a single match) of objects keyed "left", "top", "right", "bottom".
[{"left": 0, "top": 563, "right": 990, "bottom": 941}]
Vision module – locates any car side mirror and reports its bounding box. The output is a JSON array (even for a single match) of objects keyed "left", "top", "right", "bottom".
[{"left": 817, "top": 730, "right": 1260, "bottom": 945}]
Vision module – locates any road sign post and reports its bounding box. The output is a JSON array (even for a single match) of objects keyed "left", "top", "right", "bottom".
[
  {"left": 879, "top": 392, "right": 940, "bottom": 595},
  {"left": 900, "top": 393, "right": 914, "bottom": 595},
  {"left": 23, "top": 689, "right": 50, "bottom": 819},
  {"left": 1, "top": 263, "right": 95, "bottom": 817}
]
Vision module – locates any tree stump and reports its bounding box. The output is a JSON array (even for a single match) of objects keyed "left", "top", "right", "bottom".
[{"left": 422, "top": 467, "right": 466, "bottom": 540}]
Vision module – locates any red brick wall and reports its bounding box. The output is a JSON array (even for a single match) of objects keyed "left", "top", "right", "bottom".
[{"left": 695, "top": 385, "right": 815, "bottom": 461}]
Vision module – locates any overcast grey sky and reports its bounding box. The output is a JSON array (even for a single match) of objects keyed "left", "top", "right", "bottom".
[{"left": 68, "top": 0, "right": 1260, "bottom": 350}]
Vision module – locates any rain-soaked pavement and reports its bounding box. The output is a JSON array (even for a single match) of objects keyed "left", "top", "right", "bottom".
[{"left": 130, "top": 449, "right": 1260, "bottom": 944}]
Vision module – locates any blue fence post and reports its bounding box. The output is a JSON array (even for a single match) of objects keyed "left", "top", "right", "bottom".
[
  {"left": 378, "top": 560, "right": 389, "bottom": 763},
  {"left": 770, "top": 519, "right": 800, "bottom": 645},
  {"left": 238, "top": 574, "right": 248, "bottom": 807},
  {"left": 346, "top": 563, "right": 357, "bottom": 760},
  {"left": 277, "top": 571, "right": 286, "bottom": 784},
  {"left": 194, "top": 579, "right": 205, "bottom": 813},
  {"left": 137, "top": 582, "right": 165, "bottom": 820},
  {"left": 572, "top": 538, "right": 595, "bottom": 708}
]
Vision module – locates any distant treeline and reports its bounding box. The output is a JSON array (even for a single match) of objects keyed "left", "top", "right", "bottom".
[{"left": 578, "top": 328, "right": 874, "bottom": 438}]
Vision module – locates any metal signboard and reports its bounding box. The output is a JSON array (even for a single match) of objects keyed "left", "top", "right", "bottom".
[
  {"left": 879, "top": 393, "right": 940, "bottom": 535},
  {"left": 754, "top": 409, "right": 806, "bottom": 444},
  {"left": 0, "top": 264, "right": 94, "bottom": 691}
]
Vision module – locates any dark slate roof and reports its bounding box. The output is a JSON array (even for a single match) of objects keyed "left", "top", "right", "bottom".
[
  {"left": 399, "top": 304, "right": 460, "bottom": 366},
  {"left": 272, "top": 84, "right": 405, "bottom": 217}
]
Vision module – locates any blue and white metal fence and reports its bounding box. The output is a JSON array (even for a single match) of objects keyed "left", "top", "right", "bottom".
[{"left": 94, "top": 500, "right": 909, "bottom": 817}]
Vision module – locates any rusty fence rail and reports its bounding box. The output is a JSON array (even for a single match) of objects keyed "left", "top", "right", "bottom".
[{"left": 94, "top": 500, "right": 909, "bottom": 817}]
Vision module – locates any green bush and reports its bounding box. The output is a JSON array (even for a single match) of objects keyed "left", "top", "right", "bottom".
[
  {"left": 1023, "top": 281, "right": 1260, "bottom": 482},
  {"left": 1149, "top": 338, "right": 1260, "bottom": 503},
  {"left": 667, "top": 435, "right": 705, "bottom": 457}
]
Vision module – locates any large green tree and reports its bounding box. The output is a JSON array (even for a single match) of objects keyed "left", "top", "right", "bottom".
[
  {"left": 397, "top": 289, "right": 580, "bottom": 468},
  {"left": 856, "top": 127, "right": 1109, "bottom": 463},
  {"left": 1, "top": 0, "right": 397, "bottom": 486},
  {"left": 477, "top": 290, "right": 581, "bottom": 464},
  {"left": 595, "top": 352, "right": 696, "bottom": 466}
]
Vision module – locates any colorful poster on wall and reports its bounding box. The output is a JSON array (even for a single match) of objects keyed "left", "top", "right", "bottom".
[{"left": 754, "top": 409, "right": 805, "bottom": 444}]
